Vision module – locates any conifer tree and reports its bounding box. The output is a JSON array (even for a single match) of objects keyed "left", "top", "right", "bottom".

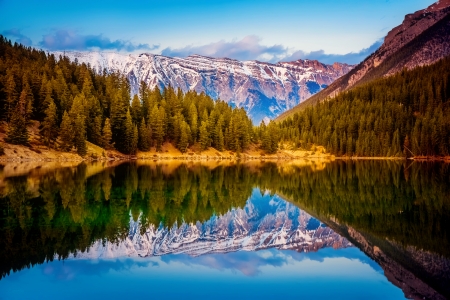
[
  {"left": 101, "top": 118, "right": 114, "bottom": 150},
  {"left": 138, "top": 118, "right": 150, "bottom": 151},
  {"left": 131, "top": 94, "right": 141, "bottom": 124},
  {"left": 59, "top": 111, "right": 74, "bottom": 151},
  {"left": 5, "top": 105, "right": 28, "bottom": 145},
  {"left": 40, "top": 98, "right": 58, "bottom": 147},
  {"left": 199, "top": 121, "right": 209, "bottom": 150},
  {"left": 132, "top": 124, "right": 138, "bottom": 154},
  {"left": 178, "top": 120, "right": 191, "bottom": 153},
  {"left": 124, "top": 109, "right": 135, "bottom": 154},
  {"left": 73, "top": 115, "right": 87, "bottom": 156}
]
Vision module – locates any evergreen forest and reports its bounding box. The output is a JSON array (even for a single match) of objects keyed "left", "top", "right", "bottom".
[
  {"left": 0, "top": 36, "right": 255, "bottom": 155},
  {"left": 277, "top": 57, "right": 450, "bottom": 157},
  {"left": 1, "top": 35, "right": 450, "bottom": 157}
]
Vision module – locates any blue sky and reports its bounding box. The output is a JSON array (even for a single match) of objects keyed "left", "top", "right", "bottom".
[{"left": 0, "top": 0, "right": 435, "bottom": 64}]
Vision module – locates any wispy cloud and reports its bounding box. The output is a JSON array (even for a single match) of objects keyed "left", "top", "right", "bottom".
[
  {"left": 2, "top": 28, "right": 32, "bottom": 46},
  {"left": 162, "top": 35, "right": 287, "bottom": 62},
  {"left": 162, "top": 35, "right": 382, "bottom": 65},
  {"left": 282, "top": 40, "right": 383, "bottom": 65},
  {"left": 38, "top": 29, "right": 159, "bottom": 52}
]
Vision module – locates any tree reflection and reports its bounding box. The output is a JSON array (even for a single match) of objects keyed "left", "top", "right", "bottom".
[{"left": 0, "top": 160, "right": 449, "bottom": 280}]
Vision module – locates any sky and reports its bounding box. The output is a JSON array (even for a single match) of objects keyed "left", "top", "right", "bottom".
[{"left": 0, "top": 0, "right": 436, "bottom": 64}]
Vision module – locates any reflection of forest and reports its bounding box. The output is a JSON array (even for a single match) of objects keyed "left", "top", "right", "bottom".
[{"left": 1, "top": 161, "right": 449, "bottom": 293}]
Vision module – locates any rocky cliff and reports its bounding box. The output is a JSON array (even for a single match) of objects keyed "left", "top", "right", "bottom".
[{"left": 277, "top": 0, "right": 450, "bottom": 120}]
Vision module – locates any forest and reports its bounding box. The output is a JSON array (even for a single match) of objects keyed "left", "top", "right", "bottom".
[
  {"left": 0, "top": 36, "right": 256, "bottom": 155},
  {"left": 1, "top": 35, "right": 449, "bottom": 157},
  {"left": 277, "top": 57, "right": 450, "bottom": 157}
]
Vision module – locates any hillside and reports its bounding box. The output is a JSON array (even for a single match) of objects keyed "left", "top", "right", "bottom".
[
  {"left": 276, "top": 0, "right": 450, "bottom": 121},
  {"left": 275, "top": 56, "right": 450, "bottom": 158}
]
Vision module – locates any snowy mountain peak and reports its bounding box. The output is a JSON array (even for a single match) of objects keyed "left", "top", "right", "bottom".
[{"left": 55, "top": 50, "right": 353, "bottom": 123}]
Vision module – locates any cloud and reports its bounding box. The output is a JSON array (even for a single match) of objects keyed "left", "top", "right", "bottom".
[
  {"left": 162, "top": 35, "right": 382, "bottom": 65},
  {"left": 38, "top": 29, "right": 159, "bottom": 52},
  {"left": 162, "top": 249, "right": 287, "bottom": 276},
  {"left": 162, "top": 35, "right": 288, "bottom": 62},
  {"left": 283, "top": 40, "right": 383, "bottom": 65},
  {"left": 2, "top": 28, "right": 32, "bottom": 46},
  {"left": 42, "top": 258, "right": 157, "bottom": 281}
]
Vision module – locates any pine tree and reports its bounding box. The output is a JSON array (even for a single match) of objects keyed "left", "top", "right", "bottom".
[
  {"left": 5, "top": 106, "right": 28, "bottom": 145},
  {"left": 73, "top": 115, "right": 87, "bottom": 156},
  {"left": 132, "top": 124, "right": 138, "bottom": 154},
  {"left": 199, "top": 121, "right": 209, "bottom": 150},
  {"left": 101, "top": 118, "right": 114, "bottom": 150},
  {"left": 40, "top": 97, "right": 58, "bottom": 147},
  {"left": 4, "top": 70, "right": 18, "bottom": 122},
  {"left": 124, "top": 109, "right": 134, "bottom": 154},
  {"left": 59, "top": 111, "right": 74, "bottom": 151},
  {"left": 131, "top": 94, "right": 141, "bottom": 124},
  {"left": 178, "top": 121, "right": 190, "bottom": 153},
  {"left": 138, "top": 118, "right": 150, "bottom": 151}
]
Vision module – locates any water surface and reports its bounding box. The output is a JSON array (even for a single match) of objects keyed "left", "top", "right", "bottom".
[{"left": 0, "top": 160, "right": 448, "bottom": 299}]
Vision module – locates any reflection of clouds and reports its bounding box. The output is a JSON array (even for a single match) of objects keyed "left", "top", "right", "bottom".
[
  {"left": 42, "top": 259, "right": 158, "bottom": 281},
  {"left": 161, "top": 250, "right": 286, "bottom": 276},
  {"left": 161, "top": 248, "right": 383, "bottom": 277},
  {"left": 287, "top": 248, "right": 383, "bottom": 274}
]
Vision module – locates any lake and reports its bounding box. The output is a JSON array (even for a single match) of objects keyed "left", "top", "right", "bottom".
[{"left": 0, "top": 160, "right": 449, "bottom": 299}]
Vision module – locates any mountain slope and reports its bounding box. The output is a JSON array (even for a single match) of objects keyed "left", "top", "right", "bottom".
[
  {"left": 276, "top": 0, "right": 450, "bottom": 121},
  {"left": 55, "top": 51, "right": 352, "bottom": 124}
]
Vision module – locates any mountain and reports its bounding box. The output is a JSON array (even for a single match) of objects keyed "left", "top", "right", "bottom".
[
  {"left": 70, "top": 194, "right": 351, "bottom": 259},
  {"left": 55, "top": 51, "right": 352, "bottom": 124},
  {"left": 276, "top": 0, "right": 450, "bottom": 121}
]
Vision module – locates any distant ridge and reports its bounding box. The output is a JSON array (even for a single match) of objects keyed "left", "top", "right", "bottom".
[
  {"left": 276, "top": 0, "right": 450, "bottom": 121},
  {"left": 54, "top": 51, "right": 353, "bottom": 124}
]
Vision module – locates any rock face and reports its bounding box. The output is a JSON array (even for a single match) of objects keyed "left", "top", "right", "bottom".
[
  {"left": 56, "top": 51, "right": 352, "bottom": 124},
  {"left": 277, "top": 0, "right": 450, "bottom": 120},
  {"left": 71, "top": 195, "right": 351, "bottom": 259}
]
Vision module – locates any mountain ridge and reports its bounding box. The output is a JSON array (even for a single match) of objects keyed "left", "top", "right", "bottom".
[{"left": 54, "top": 50, "right": 353, "bottom": 124}]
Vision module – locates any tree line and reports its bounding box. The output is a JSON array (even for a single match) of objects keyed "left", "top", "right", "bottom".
[
  {"left": 0, "top": 36, "right": 256, "bottom": 155},
  {"left": 2, "top": 34, "right": 449, "bottom": 157},
  {"left": 275, "top": 56, "right": 450, "bottom": 157}
]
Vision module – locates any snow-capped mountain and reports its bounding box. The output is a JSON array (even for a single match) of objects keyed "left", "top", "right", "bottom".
[
  {"left": 71, "top": 194, "right": 351, "bottom": 259},
  {"left": 55, "top": 51, "right": 353, "bottom": 123}
]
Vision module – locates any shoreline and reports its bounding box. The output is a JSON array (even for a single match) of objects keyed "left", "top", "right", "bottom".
[{"left": 0, "top": 142, "right": 449, "bottom": 163}]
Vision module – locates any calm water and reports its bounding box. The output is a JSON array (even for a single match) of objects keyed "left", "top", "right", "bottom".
[{"left": 0, "top": 160, "right": 449, "bottom": 299}]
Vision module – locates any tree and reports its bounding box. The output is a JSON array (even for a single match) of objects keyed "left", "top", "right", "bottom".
[
  {"left": 40, "top": 98, "right": 58, "bottom": 147},
  {"left": 131, "top": 94, "right": 141, "bottom": 124},
  {"left": 124, "top": 109, "right": 136, "bottom": 154},
  {"left": 5, "top": 107, "right": 28, "bottom": 145},
  {"left": 138, "top": 118, "right": 150, "bottom": 151},
  {"left": 199, "top": 121, "right": 209, "bottom": 150},
  {"left": 59, "top": 111, "right": 74, "bottom": 151},
  {"left": 101, "top": 118, "right": 114, "bottom": 150},
  {"left": 178, "top": 121, "right": 191, "bottom": 153},
  {"left": 73, "top": 115, "right": 87, "bottom": 156}
]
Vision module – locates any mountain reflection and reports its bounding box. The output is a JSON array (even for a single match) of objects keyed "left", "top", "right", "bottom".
[{"left": 0, "top": 160, "right": 449, "bottom": 299}]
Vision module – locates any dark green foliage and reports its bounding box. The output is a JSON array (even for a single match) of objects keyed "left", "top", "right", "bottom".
[
  {"left": 5, "top": 106, "right": 29, "bottom": 145},
  {"left": 0, "top": 36, "right": 257, "bottom": 154},
  {"left": 40, "top": 98, "right": 58, "bottom": 147},
  {"left": 101, "top": 118, "right": 114, "bottom": 150},
  {"left": 138, "top": 118, "right": 150, "bottom": 151},
  {"left": 277, "top": 57, "right": 450, "bottom": 157},
  {"left": 59, "top": 111, "right": 73, "bottom": 151}
]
